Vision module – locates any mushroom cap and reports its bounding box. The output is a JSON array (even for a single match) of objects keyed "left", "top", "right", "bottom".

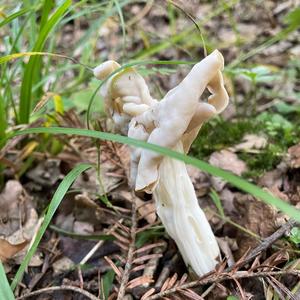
[{"left": 93, "top": 60, "right": 120, "bottom": 80}]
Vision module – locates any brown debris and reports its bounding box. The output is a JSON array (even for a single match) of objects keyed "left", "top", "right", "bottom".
[
  {"left": 288, "top": 143, "right": 300, "bottom": 169},
  {"left": 0, "top": 180, "right": 39, "bottom": 265},
  {"left": 0, "top": 239, "right": 28, "bottom": 262},
  {"left": 209, "top": 150, "right": 248, "bottom": 176}
]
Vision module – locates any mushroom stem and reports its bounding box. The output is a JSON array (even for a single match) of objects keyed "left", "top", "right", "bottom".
[{"left": 94, "top": 50, "right": 229, "bottom": 276}]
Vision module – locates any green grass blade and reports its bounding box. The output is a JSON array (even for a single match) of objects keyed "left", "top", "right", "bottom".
[
  {"left": 49, "top": 225, "right": 115, "bottom": 241},
  {"left": 113, "top": 0, "right": 126, "bottom": 60},
  {"left": 0, "top": 261, "right": 15, "bottom": 300},
  {"left": 10, "top": 163, "right": 92, "bottom": 290},
  {"left": 209, "top": 189, "right": 225, "bottom": 217},
  {"left": 132, "top": 0, "right": 238, "bottom": 59},
  {"left": 229, "top": 7, "right": 300, "bottom": 67},
  {"left": 39, "top": 0, "right": 54, "bottom": 30},
  {"left": 0, "top": 8, "right": 32, "bottom": 28},
  {"left": 19, "top": 0, "right": 71, "bottom": 124},
  {"left": 10, "top": 127, "right": 300, "bottom": 223},
  {"left": 0, "top": 94, "right": 7, "bottom": 139}
]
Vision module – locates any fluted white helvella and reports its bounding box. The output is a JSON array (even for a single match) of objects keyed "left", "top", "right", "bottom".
[{"left": 93, "top": 50, "right": 229, "bottom": 276}]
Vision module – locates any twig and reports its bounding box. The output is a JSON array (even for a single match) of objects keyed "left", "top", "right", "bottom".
[
  {"left": 79, "top": 219, "right": 123, "bottom": 265},
  {"left": 228, "top": 219, "right": 298, "bottom": 271},
  {"left": 16, "top": 285, "right": 99, "bottom": 300},
  {"left": 165, "top": 0, "right": 207, "bottom": 57},
  {"left": 155, "top": 254, "right": 180, "bottom": 289},
  {"left": 266, "top": 277, "right": 287, "bottom": 300},
  {"left": 146, "top": 270, "right": 300, "bottom": 300},
  {"left": 267, "top": 276, "right": 297, "bottom": 300},
  {"left": 127, "top": 0, "right": 154, "bottom": 27},
  {"left": 200, "top": 283, "right": 216, "bottom": 298},
  {"left": 117, "top": 194, "right": 137, "bottom": 300},
  {"left": 146, "top": 219, "right": 299, "bottom": 300}
]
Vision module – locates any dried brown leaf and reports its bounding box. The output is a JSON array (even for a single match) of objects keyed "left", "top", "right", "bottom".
[
  {"left": 167, "top": 273, "right": 178, "bottom": 289},
  {"left": 178, "top": 288, "right": 204, "bottom": 300},
  {"left": 161, "top": 277, "right": 171, "bottom": 292},
  {"left": 126, "top": 276, "right": 153, "bottom": 289},
  {"left": 114, "top": 241, "right": 129, "bottom": 251},
  {"left": 209, "top": 149, "right": 248, "bottom": 176},
  {"left": 141, "top": 288, "right": 156, "bottom": 300},
  {"left": 112, "top": 231, "right": 130, "bottom": 245},
  {"left": 0, "top": 239, "right": 28, "bottom": 262},
  {"left": 133, "top": 254, "right": 163, "bottom": 264},
  {"left": 104, "top": 256, "right": 123, "bottom": 278},
  {"left": 178, "top": 273, "right": 188, "bottom": 285},
  {"left": 288, "top": 143, "right": 300, "bottom": 168},
  {"left": 134, "top": 242, "right": 166, "bottom": 255},
  {"left": 230, "top": 134, "right": 267, "bottom": 152}
]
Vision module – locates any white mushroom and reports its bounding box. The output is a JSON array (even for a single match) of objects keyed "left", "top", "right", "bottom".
[{"left": 94, "top": 50, "right": 229, "bottom": 276}]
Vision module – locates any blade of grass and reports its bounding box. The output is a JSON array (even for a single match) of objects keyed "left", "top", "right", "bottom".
[
  {"left": 0, "top": 94, "right": 7, "bottom": 139},
  {"left": 0, "top": 261, "right": 15, "bottom": 300},
  {"left": 0, "top": 7, "right": 32, "bottom": 28},
  {"left": 229, "top": 7, "right": 300, "bottom": 67},
  {"left": 19, "top": 0, "right": 71, "bottom": 124},
  {"left": 32, "top": 0, "right": 55, "bottom": 98},
  {"left": 113, "top": 0, "right": 127, "bottom": 60},
  {"left": 49, "top": 225, "right": 115, "bottom": 241},
  {"left": 209, "top": 189, "right": 225, "bottom": 217},
  {"left": 10, "top": 127, "right": 300, "bottom": 223},
  {"left": 10, "top": 163, "right": 92, "bottom": 290},
  {"left": 132, "top": 0, "right": 238, "bottom": 59},
  {"left": 0, "top": 51, "right": 93, "bottom": 71},
  {"left": 69, "top": 0, "right": 131, "bottom": 60}
]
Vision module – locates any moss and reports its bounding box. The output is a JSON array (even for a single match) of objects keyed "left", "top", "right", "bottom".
[
  {"left": 191, "top": 117, "right": 262, "bottom": 158},
  {"left": 191, "top": 114, "right": 300, "bottom": 179},
  {"left": 240, "top": 145, "right": 284, "bottom": 178}
]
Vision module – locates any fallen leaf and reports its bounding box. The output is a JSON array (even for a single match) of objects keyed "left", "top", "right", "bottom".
[
  {"left": 209, "top": 150, "right": 248, "bottom": 176},
  {"left": 208, "top": 150, "right": 248, "bottom": 192},
  {"left": 52, "top": 256, "right": 75, "bottom": 275},
  {"left": 187, "top": 166, "right": 210, "bottom": 197},
  {"left": 0, "top": 180, "right": 40, "bottom": 266},
  {"left": 73, "top": 220, "right": 94, "bottom": 235},
  {"left": 219, "top": 188, "right": 236, "bottom": 214},
  {"left": 26, "top": 159, "right": 62, "bottom": 187},
  {"left": 0, "top": 239, "right": 28, "bottom": 262},
  {"left": 288, "top": 143, "right": 300, "bottom": 168},
  {"left": 234, "top": 194, "right": 277, "bottom": 257},
  {"left": 230, "top": 134, "right": 267, "bottom": 153}
]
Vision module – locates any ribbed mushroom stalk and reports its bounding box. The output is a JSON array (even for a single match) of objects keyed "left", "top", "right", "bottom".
[{"left": 94, "top": 50, "right": 229, "bottom": 276}]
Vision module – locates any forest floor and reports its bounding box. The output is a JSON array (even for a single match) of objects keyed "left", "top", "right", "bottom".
[{"left": 1, "top": 1, "right": 300, "bottom": 299}]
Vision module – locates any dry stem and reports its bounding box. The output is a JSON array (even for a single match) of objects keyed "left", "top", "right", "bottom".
[
  {"left": 117, "top": 194, "right": 137, "bottom": 300},
  {"left": 16, "top": 285, "right": 99, "bottom": 300},
  {"left": 146, "top": 270, "right": 300, "bottom": 300}
]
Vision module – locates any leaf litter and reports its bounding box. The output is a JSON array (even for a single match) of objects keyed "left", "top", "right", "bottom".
[{"left": 1, "top": 0, "right": 300, "bottom": 299}]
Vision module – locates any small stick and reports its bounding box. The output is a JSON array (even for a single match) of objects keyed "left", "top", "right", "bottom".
[
  {"left": 117, "top": 196, "right": 137, "bottom": 300},
  {"left": 146, "top": 220, "right": 299, "bottom": 300},
  {"left": 228, "top": 219, "right": 298, "bottom": 271},
  {"left": 146, "top": 270, "right": 300, "bottom": 300},
  {"left": 79, "top": 220, "right": 123, "bottom": 265},
  {"left": 16, "top": 285, "right": 99, "bottom": 300}
]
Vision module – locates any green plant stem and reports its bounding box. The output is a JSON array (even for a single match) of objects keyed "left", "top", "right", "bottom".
[
  {"left": 19, "top": 0, "right": 71, "bottom": 124},
  {"left": 0, "top": 261, "right": 15, "bottom": 300},
  {"left": 0, "top": 94, "right": 7, "bottom": 139}
]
